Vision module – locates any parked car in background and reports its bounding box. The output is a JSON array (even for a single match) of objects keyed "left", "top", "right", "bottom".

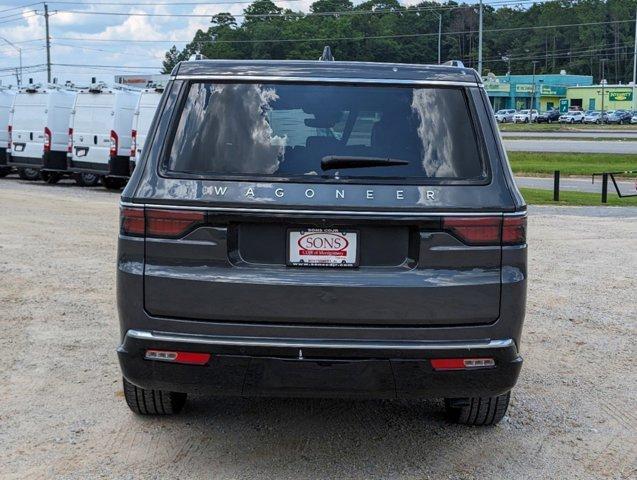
[
  {"left": 0, "top": 87, "right": 15, "bottom": 177},
  {"left": 605, "top": 110, "right": 633, "bottom": 124},
  {"left": 68, "top": 80, "right": 139, "bottom": 190},
  {"left": 583, "top": 111, "right": 602, "bottom": 124},
  {"left": 536, "top": 109, "right": 560, "bottom": 123},
  {"left": 130, "top": 83, "right": 163, "bottom": 173},
  {"left": 494, "top": 109, "right": 516, "bottom": 123},
  {"left": 631, "top": 112, "right": 637, "bottom": 124},
  {"left": 558, "top": 111, "right": 585, "bottom": 123},
  {"left": 116, "top": 59, "right": 527, "bottom": 426},
  {"left": 512, "top": 109, "right": 538, "bottom": 123}
]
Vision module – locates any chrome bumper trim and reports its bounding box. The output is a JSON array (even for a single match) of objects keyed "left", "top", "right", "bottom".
[{"left": 127, "top": 329, "right": 514, "bottom": 351}]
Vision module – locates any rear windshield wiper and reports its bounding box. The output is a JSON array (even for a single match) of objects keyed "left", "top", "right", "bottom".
[{"left": 321, "top": 155, "right": 409, "bottom": 171}]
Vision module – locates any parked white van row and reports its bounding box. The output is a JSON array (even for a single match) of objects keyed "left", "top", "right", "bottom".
[{"left": 0, "top": 79, "right": 164, "bottom": 190}]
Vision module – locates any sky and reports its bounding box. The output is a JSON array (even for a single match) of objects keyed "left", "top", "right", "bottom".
[{"left": 0, "top": 0, "right": 505, "bottom": 86}]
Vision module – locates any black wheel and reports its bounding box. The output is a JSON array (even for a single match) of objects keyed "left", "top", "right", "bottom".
[
  {"left": 74, "top": 172, "right": 100, "bottom": 187},
  {"left": 444, "top": 392, "right": 510, "bottom": 426},
  {"left": 18, "top": 167, "right": 40, "bottom": 181},
  {"left": 0, "top": 166, "right": 10, "bottom": 177},
  {"left": 40, "top": 171, "right": 61, "bottom": 184},
  {"left": 101, "top": 176, "right": 126, "bottom": 190},
  {"left": 122, "top": 377, "right": 187, "bottom": 415}
]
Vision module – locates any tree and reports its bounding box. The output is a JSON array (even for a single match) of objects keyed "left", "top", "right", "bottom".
[{"left": 162, "top": 45, "right": 181, "bottom": 74}]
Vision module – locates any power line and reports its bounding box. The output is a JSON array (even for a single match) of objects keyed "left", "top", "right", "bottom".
[
  {"left": 0, "top": 2, "right": 42, "bottom": 15},
  {"left": 52, "top": 18, "right": 637, "bottom": 46},
  {"left": 0, "top": 12, "right": 40, "bottom": 26},
  {"left": 51, "top": 1, "right": 541, "bottom": 19}
]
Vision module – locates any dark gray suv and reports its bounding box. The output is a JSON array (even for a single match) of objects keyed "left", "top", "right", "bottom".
[{"left": 117, "top": 60, "right": 527, "bottom": 426}]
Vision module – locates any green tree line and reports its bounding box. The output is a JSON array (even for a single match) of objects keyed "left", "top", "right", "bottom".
[{"left": 163, "top": 0, "right": 637, "bottom": 82}]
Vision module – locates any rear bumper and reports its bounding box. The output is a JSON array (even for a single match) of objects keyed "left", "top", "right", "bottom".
[
  {"left": 68, "top": 159, "right": 108, "bottom": 175},
  {"left": 42, "top": 150, "right": 69, "bottom": 172},
  {"left": 118, "top": 329, "right": 523, "bottom": 399},
  {"left": 7, "top": 155, "right": 42, "bottom": 169}
]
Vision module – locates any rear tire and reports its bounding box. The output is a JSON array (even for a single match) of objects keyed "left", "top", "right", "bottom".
[
  {"left": 40, "top": 171, "right": 61, "bottom": 184},
  {"left": 18, "top": 167, "right": 40, "bottom": 181},
  {"left": 101, "top": 176, "right": 126, "bottom": 190},
  {"left": 74, "top": 172, "right": 100, "bottom": 187},
  {"left": 122, "top": 377, "right": 187, "bottom": 415},
  {"left": 444, "top": 391, "right": 510, "bottom": 426}
]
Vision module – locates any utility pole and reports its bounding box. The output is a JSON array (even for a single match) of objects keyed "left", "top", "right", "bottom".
[
  {"left": 44, "top": 3, "right": 51, "bottom": 83},
  {"left": 438, "top": 13, "right": 442, "bottom": 64},
  {"left": 478, "top": 0, "right": 483, "bottom": 76},
  {"left": 633, "top": 8, "right": 637, "bottom": 112}
]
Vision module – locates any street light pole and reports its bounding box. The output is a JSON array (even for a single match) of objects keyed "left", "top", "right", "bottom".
[
  {"left": 0, "top": 35, "right": 22, "bottom": 86},
  {"left": 532, "top": 60, "right": 539, "bottom": 110},
  {"left": 600, "top": 58, "right": 608, "bottom": 125}
]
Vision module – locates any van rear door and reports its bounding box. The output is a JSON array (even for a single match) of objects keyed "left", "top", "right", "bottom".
[
  {"left": 72, "top": 93, "right": 113, "bottom": 166},
  {"left": 139, "top": 81, "right": 517, "bottom": 327},
  {"left": 11, "top": 93, "right": 46, "bottom": 161}
]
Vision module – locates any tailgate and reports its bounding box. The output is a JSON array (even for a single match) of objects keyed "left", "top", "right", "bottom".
[{"left": 142, "top": 210, "right": 502, "bottom": 326}]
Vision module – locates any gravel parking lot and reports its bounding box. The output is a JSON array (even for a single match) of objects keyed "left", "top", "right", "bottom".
[{"left": 1, "top": 178, "right": 635, "bottom": 479}]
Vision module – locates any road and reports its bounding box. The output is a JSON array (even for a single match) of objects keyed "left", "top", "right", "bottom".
[
  {"left": 515, "top": 175, "right": 637, "bottom": 194},
  {"left": 504, "top": 139, "right": 637, "bottom": 154},
  {"left": 1, "top": 178, "right": 636, "bottom": 479},
  {"left": 501, "top": 131, "right": 637, "bottom": 139}
]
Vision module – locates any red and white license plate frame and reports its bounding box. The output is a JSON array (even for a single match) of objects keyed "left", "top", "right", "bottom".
[{"left": 287, "top": 228, "right": 359, "bottom": 268}]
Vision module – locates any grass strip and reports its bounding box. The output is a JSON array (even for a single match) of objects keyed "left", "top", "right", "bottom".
[{"left": 519, "top": 187, "right": 637, "bottom": 206}]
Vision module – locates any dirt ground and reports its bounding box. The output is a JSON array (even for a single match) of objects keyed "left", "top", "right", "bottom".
[{"left": 0, "top": 178, "right": 635, "bottom": 480}]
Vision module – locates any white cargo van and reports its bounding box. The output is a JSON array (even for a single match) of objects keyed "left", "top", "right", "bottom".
[
  {"left": 7, "top": 82, "right": 76, "bottom": 182},
  {"left": 130, "top": 84, "right": 163, "bottom": 172},
  {"left": 0, "top": 87, "right": 16, "bottom": 177},
  {"left": 68, "top": 81, "right": 139, "bottom": 189}
]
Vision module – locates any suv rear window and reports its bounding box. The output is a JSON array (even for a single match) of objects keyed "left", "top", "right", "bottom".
[{"left": 165, "top": 82, "right": 485, "bottom": 182}]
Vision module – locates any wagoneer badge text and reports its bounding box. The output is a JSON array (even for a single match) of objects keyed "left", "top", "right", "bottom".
[{"left": 201, "top": 185, "right": 437, "bottom": 202}]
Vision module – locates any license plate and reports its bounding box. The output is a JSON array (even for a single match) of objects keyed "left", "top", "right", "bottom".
[
  {"left": 288, "top": 229, "right": 358, "bottom": 267},
  {"left": 13, "top": 144, "right": 24, "bottom": 152}
]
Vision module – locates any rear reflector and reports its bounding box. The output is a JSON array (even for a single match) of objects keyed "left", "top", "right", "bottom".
[
  {"left": 430, "top": 358, "right": 495, "bottom": 371},
  {"left": 145, "top": 208, "right": 204, "bottom": 238},
  {"left": 145, "top": 349, "right": 211, "bottom": 365}
]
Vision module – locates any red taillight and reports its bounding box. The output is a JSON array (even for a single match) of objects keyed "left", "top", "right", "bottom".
[
  {"left": 146, "top": 208, "right": 205, "bottom": 238},
  {"left": 502, "top": 215, "right": 527, "bottom": 245},
  {"left": 67, "top": 127, "right": 73, "bottom": 153},
  {"left": 43, "top": 126, "right": 51, "bottom": 152},
  {"left": 442, "top": 214, "right": 527, "bottom": 246},
  {"left": 431, "top": 358, "right": 495, "bottom": 371},
  {"left": 7, "top": 125, "right": 12, "bottom": 147},
  {"left": 130, "top": 129, "right": 137, "bottom": 158},
  {"left": 119, "top": 207, "right": 204, "bottom": 238},
  {"left": 120, "top": 206, "right": 144, "bottom": 236},
  {"left": 109, "top": 129, "right": 118, "bottom": 156},
  {"left": 443, "top": 217, "right": 502, "bottom": 245},
  {"left": 145, "top": 349, "right": 211, "bottom": 366}
]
